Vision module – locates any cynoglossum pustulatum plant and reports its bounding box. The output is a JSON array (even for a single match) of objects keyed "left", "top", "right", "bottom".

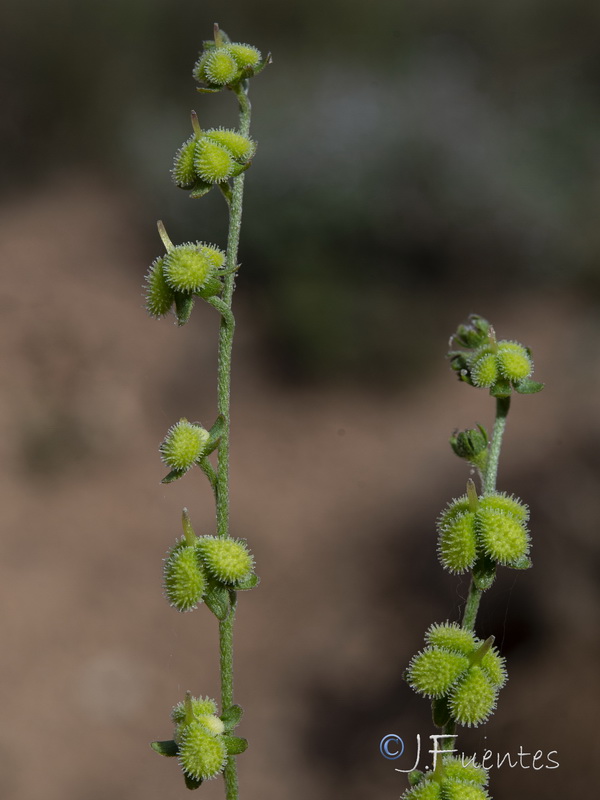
[
  {"left": 146, "top": 24, "right": 269, "bottom": 798},
  {"left": 402, "top": 315, "right": 543, "bottom": 800}
]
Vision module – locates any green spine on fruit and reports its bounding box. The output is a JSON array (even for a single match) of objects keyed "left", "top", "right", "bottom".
[
  {"left": 145, "top": 257, "right": 175, "bottom": 318},
  {"left": 194, "top": 139, "right": 236, "bottom": 182},
  {"left": 407, "top": 647, "right": 469, "bottom": 698},
  {"left": 178, "top": 721, "right": 228, "bottom": 780},
  {"left": 425, "top": 622, "right": 479, "bottom": 655},
  {"left": 205, "top": 128, "right": 256, "bottom": 162},
  {"left": 159, "top": 419, "right": 210, "bottom": 471},
  {"left": 164, "top": 243, "right": 222, "bottom": 293},
  {"left": 449, "top": 666, "right": 497, "bottom": 727},
  {"left": 164, "top": 544, "right": 206, "bottom": 611},
  {"left": 197, "top": 537, "right": 254, "bottom": 584},
  {"left": 172, "top": 136, "right": 199, "bottom": 188}
]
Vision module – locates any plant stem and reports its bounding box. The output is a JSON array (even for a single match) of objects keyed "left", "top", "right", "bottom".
[
  {"left": 439, "top": 396, "right": 512, "bottom": 740},
  {"left": 214, "top": 81, "right": 252, "bottom": 800}
]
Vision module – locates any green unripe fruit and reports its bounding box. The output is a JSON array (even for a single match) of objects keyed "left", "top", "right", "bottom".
[
  {"left": 197, "top": 537, "right": 254, "bottom": 584},
  {"left": 480, "top": 647, "right": 508, "bottom": 689},
  {"left": 160, "top": 419, "right": 210, "bottom": 471},
  {"left": 164, "top": 243, "right": 223, "bottom": 293},
  {"left": 470, "top": 352, "right": 498, "bottom": 388},
  {"left": 425, "top": 622, "right": 479, "bottom": 655},
  {"left": 164, "top": 544, "right": 206, "bottom": 611},
  {"left": 497, "top": 341, "right": 532, "bottom": 381},
  {"left": 195, "top": 139, "right": 235, "bottom": 182},
  {"left": 407, "top": 647, "right": 469, "bottom": 698},
  {"left": 437, "top": 497, "right": 471, "bottom": 530},
  {"left": 144, "top": 257, "right": 174, "bottom": 318},
  {"left": 479, "top": 492, "right": 529, "bottom": 523},
  {"left": 442, "top": 756, "right": 488, "bottom": 786},
  {"left": 449, "top": 666, "right": 496, "bottom": 726},
  {"left": 171, "top": 696, "right": 218, "bottom": 724},
  {"left": 438, "top": 512, "right": 478, "bottom": 573},
  {"left": 172, "top": 136, "right": 199, "bottom": 188},
  {"left": 204, "top": 128, "right": 256, "bottom": 162},
  {"left": 443, "top": 783, "right": 489, "bottom": 800},
  {"left": 227, "top": 42, "right": 262, "bottom": 70},
  {"left": 404, "top": 783, "right": 442, "bottom": 800},
  {"left": 476, "top": 508, "right": 530, "bottom": 565},
  {"left": 202, "top": 49, "right": 240, "bottom": 85},
  {"left": 179, "top": 721, "right": 227, "bottom": 780},
  {"left": 197, "top": 714, "right": 226, "bottom": 736}
]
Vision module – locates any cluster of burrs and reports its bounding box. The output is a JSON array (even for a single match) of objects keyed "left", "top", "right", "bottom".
[
  {"left": 152, "top": 694, "right": 248, "bottom": 790},
  {"left": 401, "top": 755, "right": 490, "bottom": 800},
  {"left": 448, "top": 314, "right": 543, "bottom": 398},
  {"left": 402, "top": 315, "right": 544, "bottom": 799},
  {"left": 406, "top": 623, "right": 506, "bottom": 728}
]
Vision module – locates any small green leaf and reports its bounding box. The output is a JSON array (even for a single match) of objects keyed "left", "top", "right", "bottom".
[
  {"left": 161, "top": 468, "right": 187, "bottom": 484},
  {"left": 175, "top": 292, "right": 195, "bottom": 325},
  {"left": 204, "top": 583, "right": 230, "bottom": 620},
  {"left": 513, "top": 378, "right": 544, "bottom": 395},
  {"left": 490, "top": 379, "right": 512, "bottom": 398},
  {"left": 510, "top": 554, "right": 533, "bottom": 570},
  {"left": 220, "top": 704, "right": 244, "bottom": 732},
  {"left": 472, "top": 554, "right": 496, "bottom": 591},
  {"left": 223, "top": 735, "right": 248, "bottom": 755},
  {"left": 236, "top": 573, "right": 259, "bottom": 590},
  {"left": 184, "top": 774, "right": 203, "bottom": 790},
  {"left": 431, "top": 696, "right": 451, "bottom": 728},
  {"left": 150, "top": 739, "right": 178, "bottom": 757}
]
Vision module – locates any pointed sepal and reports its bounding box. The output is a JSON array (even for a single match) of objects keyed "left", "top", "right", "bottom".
[{"left": 150, "top": 739, "right": 179, "bottom": 757}]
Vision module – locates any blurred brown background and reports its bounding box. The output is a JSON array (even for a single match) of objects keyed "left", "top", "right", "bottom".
[{"left": 1, "top": 1, "right": 599, "bottom": 798}]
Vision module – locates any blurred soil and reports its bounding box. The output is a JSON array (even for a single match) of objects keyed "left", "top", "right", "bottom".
[{"left": 0, "top": 177, "right": 598, "bottom": 799}]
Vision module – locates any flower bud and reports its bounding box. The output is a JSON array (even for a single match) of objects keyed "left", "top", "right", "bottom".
[
  {"left": 197, "top": 537, "right": 254, "bottom": 585},
  {"left": 178, "top": 721, "right": 228, "bottom": 781},
  {"left": 160, "top": 419, "right": 210, "bottom": 472},
  {"left": 449, "top": 426, "right": 488, "bottom": 465},
  {"left": 164, "top": 542, "right": 206, "bottom": 611}
]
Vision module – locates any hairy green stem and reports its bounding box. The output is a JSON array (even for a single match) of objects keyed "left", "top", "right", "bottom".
[
  {"left": 439, "top": 396, "right": 511, "bottom": 741},
  {"left": 214, "top": 82, "right": 251, "bottom": 800}
]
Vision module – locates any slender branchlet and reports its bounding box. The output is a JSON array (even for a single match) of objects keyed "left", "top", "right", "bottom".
[
  {"left": 147, "top": 24, "right": 270, "bottom": 798},
  {"left": 404, "top": 314, "right": 543, "bottom": 798}
]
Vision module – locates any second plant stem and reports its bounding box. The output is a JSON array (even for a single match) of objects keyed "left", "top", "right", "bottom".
[{"left": 214, "top": 83, "right": 252, "bottom": 800}]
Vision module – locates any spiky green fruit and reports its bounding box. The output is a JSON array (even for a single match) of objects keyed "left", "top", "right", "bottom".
[
  {"left": 178, "top": 721, "right": 227, "bottom": 781},
  {"left": 407, "top": 647, "right": 469, "bottom": 698},
  {"left": 479, "top": 492, "right": 529, "bottom": 523},
  {"left": 202, "top": 49, "right": 239, "bottom": 85},
  {"left": 443, "top": 782, "right": 489, "bottom": 800},
  {"left": 172, "top": 136, "right": 199, "bottom": 188},
  {"left": 402, "top": 783, "right": 442, "bottom": 800},
  {"left": 497, "top": 341, "right": 532, "bottom": 381},
  {"left": 163, "top": 243, "right": 223, "bottom": 293},
  {"left": 171, "top": 696, "right": 218, "bottom": 724},
  {"left": 159, "top": 419, "right": 210, "bottom": 471},
  {"left": 480, "top": 647, "right": 508, "bottom": 689},
  {"left": 227, "top": 43, "right": 262, "bottom": 70},
  {"left": 425, "top": 622, "right": 479, "bottom": 655},
  {"left": 437, "top": 512, "right": 478, "bottom": 573},
  {"left": 449, "top": 666, "right": 497, "bottom": 727},
  {"left": 442, "top": 756, "right": 488, "bottom": 786},
  {"left": 164, "top": 543, "right": 206, "bottom": 611},
  {"left": 204, "top": 128, "right": 256, "bottom": 162},
  {"left": 197, "top": 537, "right": 254, "bottom": 584},
  {"left": 475, "top": 508, "right": 530, "bottom": 565},
  {"left": 194, "top": 139, "right": 235, "bottom": 182},
  {"left": 470, "top": 352, "right": 498, "bottom": 388},
  {"left": 197, "top": 714, "right": 226, "bottom": 736},
  {"left": 144, "top": 257, "right": 175, "bottom": 318}
]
